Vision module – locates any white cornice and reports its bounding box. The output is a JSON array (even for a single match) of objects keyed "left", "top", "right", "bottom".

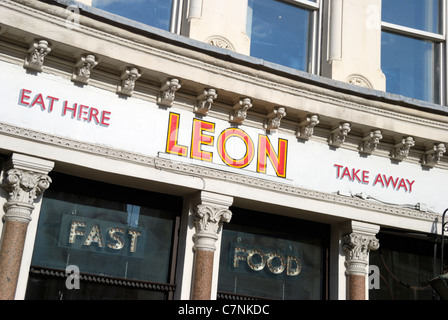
[{"left": 0, "top": 121, "right": 439, "bottom": 225}]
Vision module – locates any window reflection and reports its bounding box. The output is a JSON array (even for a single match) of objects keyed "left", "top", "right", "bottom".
[
  {"left": 382, "top": 0, "right": 441, "bottom": 34},
  {"left": 218, "top": 208, "right": 328, "bottom": 300},
  {"left": 248, "top": 0, "right": 312, "bottom": 71},
  {"left": 91, "top": 0, "right": 173, "bottom": 31},
  {"left": 381, "top": 31, "right": 440, "bottom": 104}
]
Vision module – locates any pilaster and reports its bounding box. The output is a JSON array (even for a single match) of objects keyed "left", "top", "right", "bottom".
[
  {"left": 0, "top": 153, "right": 54, "bottom": 300},
  {"left": 341, "top": 220, "right": 380, "bottom": 300},
  {"left": 190, "top": 191, "right": 233, "bottom": 300},
  {"left": 321, "top": 0, "right": 386, "bottom": 90},
  {"left": 181, "top": 0, "right": 250, "bottom": 55}
]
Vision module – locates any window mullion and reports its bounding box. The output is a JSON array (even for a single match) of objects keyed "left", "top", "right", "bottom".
[
  {"left": 382, "top": 21, "right": 445, "bottom": 41},
  {"left": 282, "top": 0, "right": 320, "bottom": 10}
]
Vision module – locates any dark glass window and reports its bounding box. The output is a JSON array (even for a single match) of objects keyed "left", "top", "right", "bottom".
[
  {"left": 369, "top": 231, "right": 437, "bottom": 300},
  {"left": 218, "top": 208, "right": 329, "bottom": 300},
  {"left": 25, "top": 172, "right": 181, "bottom": 300}
]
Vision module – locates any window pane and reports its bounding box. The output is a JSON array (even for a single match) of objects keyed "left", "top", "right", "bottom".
[
  {"left": 29, "top": 174, "right": 180, "bottom": 284},
  {"left": 91, "top": 0, "right": 173, "bottom": 31},
  {"left": 382, "top": 0, "right": 442, "bottom": 33},
  {"left": 381, "top": 31, "right": 440, "bottom": 104},
  {"left": 218, "top": 209, "right": 328, "bottom": 300},
  {"left": 248, "top": 0, "right": 313, "bottom": 71},
  {"left": 369, "top": 232, "right": 436, "bottom": 300}
]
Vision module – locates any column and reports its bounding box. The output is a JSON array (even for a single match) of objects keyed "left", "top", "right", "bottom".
[
  {"left": 0, "top": 153, "right": 54, "bottom": 300},
  {"left": 181, "top": 0, "right": 251, "bottom": 55},
  {"left": 191, "top": 191, "right": 233, "bottom": 300},
  {"left": 342, "top": 221, "right": 379, "bottom": 300},
  {"left": 321, "top": 0, "right": 385, "bottom": 90}
]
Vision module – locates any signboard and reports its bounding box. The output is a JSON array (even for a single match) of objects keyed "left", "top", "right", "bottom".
[
  {"left": 58, "top": 215, "right": 146, "bottom": 258},
  {"left": 2, "top": 61, "right": 448, "bottom": 214}
]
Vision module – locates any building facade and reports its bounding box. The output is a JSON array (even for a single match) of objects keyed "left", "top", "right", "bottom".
[{"left": 0, "top": 0, "right": 447, "bottom": 300}]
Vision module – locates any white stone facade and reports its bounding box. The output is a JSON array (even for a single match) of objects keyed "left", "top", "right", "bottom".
[{"left": 0, "top": 0, "right": 446, "bottom": 301}]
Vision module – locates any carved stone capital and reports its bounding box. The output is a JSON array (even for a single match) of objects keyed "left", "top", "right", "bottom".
[
  {"left": 158, "top": 78, "right": 181, "bottom": 107},
  {"left": 343, "top": 232, "right": 379, "bottom": 276},
  {"left": 264, "top": 107, "right": 286, "bottom": 132},
  {"left": 297, "top": 114, "right": 319, "bottom": 140},
  {"left": 117, "top": 67, "right": 141, "bottom": 96},
  {"left": 193, "top": 204, "right": 232, "bottom": 251},
  {"left": 194, "top": 88, "right": 218, "bottom": 115},
  {"left": 423, "top": 143, "right": 446, "bottom": 168},
  {"left": 1, "top": 169, "right": 52, "bottom": 222},
  {"left": 393, "top": 136, "right": 415, "bottom": 161},
  {"left": 72, "top": 54, "right": 98, "bottom": 84},
  {"left": 24, "top": 40, "right": 51, "bottom": 72},
  {"left": 359, "top": 129, "right": 383, "bottom": 154},
  {"left": 229, "top": 98, "right": 252, "bottom": 124},
  {"left": 329, "top": 122, "right": 351, "bottom": 147}
]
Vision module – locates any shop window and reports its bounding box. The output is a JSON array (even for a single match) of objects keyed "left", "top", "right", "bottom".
[
  {"left": 369, "top": 231, "right": 438, "bottom": 300},
  {"left": 218, "top": 208, "right": 329, "bottom": 300},
  {"left": 90, "top": 0, "right": 180, "bottom": 32},
  {"left": 25, "top": 173, "right": 181, "bottom": 300},
  {"left": 247, "top": 0, "right": 321, "bottom": 73},
  {"left": 381, "top": 0, "right": 444, "bottom": 104}
]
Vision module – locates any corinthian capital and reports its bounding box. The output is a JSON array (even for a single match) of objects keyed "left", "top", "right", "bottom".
[
  {"left": 343, "top": 232, "right": 379, "bottom": 275},
  {"left": 2, "top": 169, "right": 52, "bottom": 205},
  {"left": 1, "top": 154, "right": 54, "bottom": 223},
  {"left": 194, "top": 204, "right": 232, "bottom": 251}
]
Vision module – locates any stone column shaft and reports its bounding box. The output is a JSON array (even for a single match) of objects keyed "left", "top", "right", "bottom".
[
  {"left": 0, "top": 154, "right": 53, "bottom": 300},
  {"left": 190, "top": 192, "right": 232, "bottom": 300},
  {"left": 342, "top": 221, "right": 379, "bottom": 300}
]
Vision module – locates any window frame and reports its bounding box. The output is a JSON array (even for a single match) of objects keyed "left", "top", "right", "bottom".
[
  {"left": 248, "top": 0, "right": 323, "bottom": 74},
  {"left": 286, "top": 0, "right": 323, "bottom": 74},
  {"left": 380, "top": 0, "right": 447, "bottom": 105},
  {"left": 25, "top": 172, "right": 182, "bottom": 300}
]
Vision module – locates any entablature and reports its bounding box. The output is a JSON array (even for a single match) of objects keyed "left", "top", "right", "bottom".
[{"left": 0, "top": 0, "right": 447, "bottom": 169}]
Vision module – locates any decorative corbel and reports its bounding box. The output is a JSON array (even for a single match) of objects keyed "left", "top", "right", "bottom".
[
  {"left": 264, "top": 107, "right": 286, "bottom": 132},
  {"left": 297, "top": 114, "right": 319, "bottom": 140},
  {"left": 393, "top": 136, "right": 415, "bottom": 161},
  {"left": 423, "top": 143, "right": 446, "bottom": 168},
  {"left": 229, "top": 98, "right": 252, "bottom": 124},
  {"left": 329, "top": 122, "right": 351, "bottom": 147},
  {"left": 194, "top": 88, "right": 217, "bottom": 115},
  {"left": 72, "top": 54, "right": 98, "bottom": 84},
  {"left": 158, "top": 78, "right": 181, "bottom": 107},
  {"left": 117, "top": 67, "right": 141, "bottom": 96},
  {"left": 359, "top": 129, "right": 383, "bottom": 154},
  {"left": 24, "top": 40, "right": 51, "bottom": 72}
]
